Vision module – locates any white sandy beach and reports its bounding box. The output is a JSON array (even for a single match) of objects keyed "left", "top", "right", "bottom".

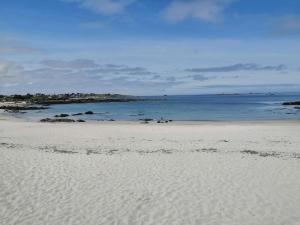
[{"left": 1, "top": 118, "right": 300, "bottom": 225}]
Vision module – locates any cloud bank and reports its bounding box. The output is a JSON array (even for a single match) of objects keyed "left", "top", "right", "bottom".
[
  {"left": 186, "top": 63, "right": 287, "bottom": 73},
  {"left": 0, "top": 59, "right": 180, "bottom": 94},
  {"left": 41, "top": 59, "right": 99, "bottom": 69},
  {"left": 1, "top": 53, "right": 298, "bottom": 95}
]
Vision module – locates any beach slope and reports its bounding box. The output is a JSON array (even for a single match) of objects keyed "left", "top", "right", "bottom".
[{"left": 1, "top": 120, "right": 300, "bottom": 225}]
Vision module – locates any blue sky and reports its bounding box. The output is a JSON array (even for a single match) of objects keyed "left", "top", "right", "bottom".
[{"left": 0, "top": 0, "right": 300, "bottom": 95}]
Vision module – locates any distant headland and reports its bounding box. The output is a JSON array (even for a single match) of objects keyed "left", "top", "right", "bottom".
[{"left": 0, "top": 93, "right": 141, "bottom": 111}]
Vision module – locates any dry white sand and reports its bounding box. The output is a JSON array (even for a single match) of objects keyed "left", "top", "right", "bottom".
[{"left": 1, "top": 119, "right": 300, "bottom": 225}]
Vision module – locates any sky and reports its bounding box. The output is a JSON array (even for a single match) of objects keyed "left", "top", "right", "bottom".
[{"left": 0, "top": 0, "right": 300, "bottom": 95}]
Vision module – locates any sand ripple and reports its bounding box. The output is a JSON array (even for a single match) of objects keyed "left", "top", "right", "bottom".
[{"left": 1, "top": 149, "right": 300, "bottom": 225}]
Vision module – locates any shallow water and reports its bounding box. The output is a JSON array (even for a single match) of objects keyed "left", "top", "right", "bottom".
[{"left": 3, "top": 94, "right": 300, "bottom": 121}]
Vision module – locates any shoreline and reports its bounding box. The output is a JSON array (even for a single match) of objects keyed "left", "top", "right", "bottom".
[
  {"left": 1, "top": 117, "right": 300, "bottom": 149},
  {"left": 1, "top": 112, "right": 300, "bottom": 125}
]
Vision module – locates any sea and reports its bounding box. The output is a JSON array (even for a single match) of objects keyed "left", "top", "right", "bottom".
[{"left": 3, "top": 93, "right": 300, "bottom": 121}]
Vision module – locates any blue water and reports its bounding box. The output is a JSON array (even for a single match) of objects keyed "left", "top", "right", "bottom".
[{"left": 6, "top": 94, "right": 300, "bottom": 121}]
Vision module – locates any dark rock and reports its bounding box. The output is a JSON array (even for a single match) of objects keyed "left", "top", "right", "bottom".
[
  {"left": 77, "top": 119, "right": 86, "bottom": 122},
  {"left": 241, "top": 150, "right": 259, "bottom": 155},
  {"left": 108, "top": 119, "right": 115, "bottom": 121},
  {"left": 40, "top": 118, "right": 75, "bottom": 123},
  {"left": 156, "top": 119, "right": 172, "bottom": 123},
  {"left": 0, "top": 105, "right": 49, "bottom": 111},
  {"left": 295, "top": 107, "right": 300, "bottom": 109},
  {"left": 129, "top": 113, "right": 145, "bottom": 116},
  {"left": 72, "top": 113, "right": 83, "bottom": 116},
  {"left": 85, "top": 111, "right": 94, "bottom": 115},
  {"left": 40, "top": 118, "right": 52, "bottom": 122},
  {"left": 282, "top": 101, "right": 300, "bottom": 106},
  {"left": 54, "top": 113, "right": 69, "bottom": 117},
  {"left": 139, "top": 118, "right": 153, "bottom": 122},
  {"left": 4, "top": 109, "right": 27, "bottom": 113}
]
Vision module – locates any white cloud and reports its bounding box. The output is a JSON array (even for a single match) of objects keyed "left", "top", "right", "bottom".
[
  {"left": 0, "top": 60, "right": 26, "bottom": 87},
  {"left": 163, "top": 0, "right": 234, "bottom": 23},
  {"left": 0, "top": 60, "right": 23, "bottom": 77},
  {"left": 64, "top": 0, "right": 136, "bottom": 15}
]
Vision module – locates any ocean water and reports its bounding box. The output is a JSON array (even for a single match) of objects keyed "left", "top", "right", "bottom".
[{"left": 4, "top": 94, "right": 300, "bottom": 121}]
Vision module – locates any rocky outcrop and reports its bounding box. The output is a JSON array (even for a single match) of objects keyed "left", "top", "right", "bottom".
[
  {"left": 282, "top": 101, "right": 300, "bottom": 106},
  {"left": 40, "top": 118, "right": 75, "bottom": 123},
  {"left": 157, "top": 119, "right": 173, "bottom": 123},
  {"left": 85, "top": 111, "right": 94, "bottom": 115},
  {"left": 72, "top": 113, "right": 83, "bottom": 116},
  {"left": 54, "top": 114, "right": 69, "bottom": 118},
  {"left": 0, "top": 105, "right": 49, "bottom": 111},
  {"left": 0, "top": 93, "right": 141, "bottom": 105},
  {"left": 139, "top": 118, "right": 154, "bottom": 122}
]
